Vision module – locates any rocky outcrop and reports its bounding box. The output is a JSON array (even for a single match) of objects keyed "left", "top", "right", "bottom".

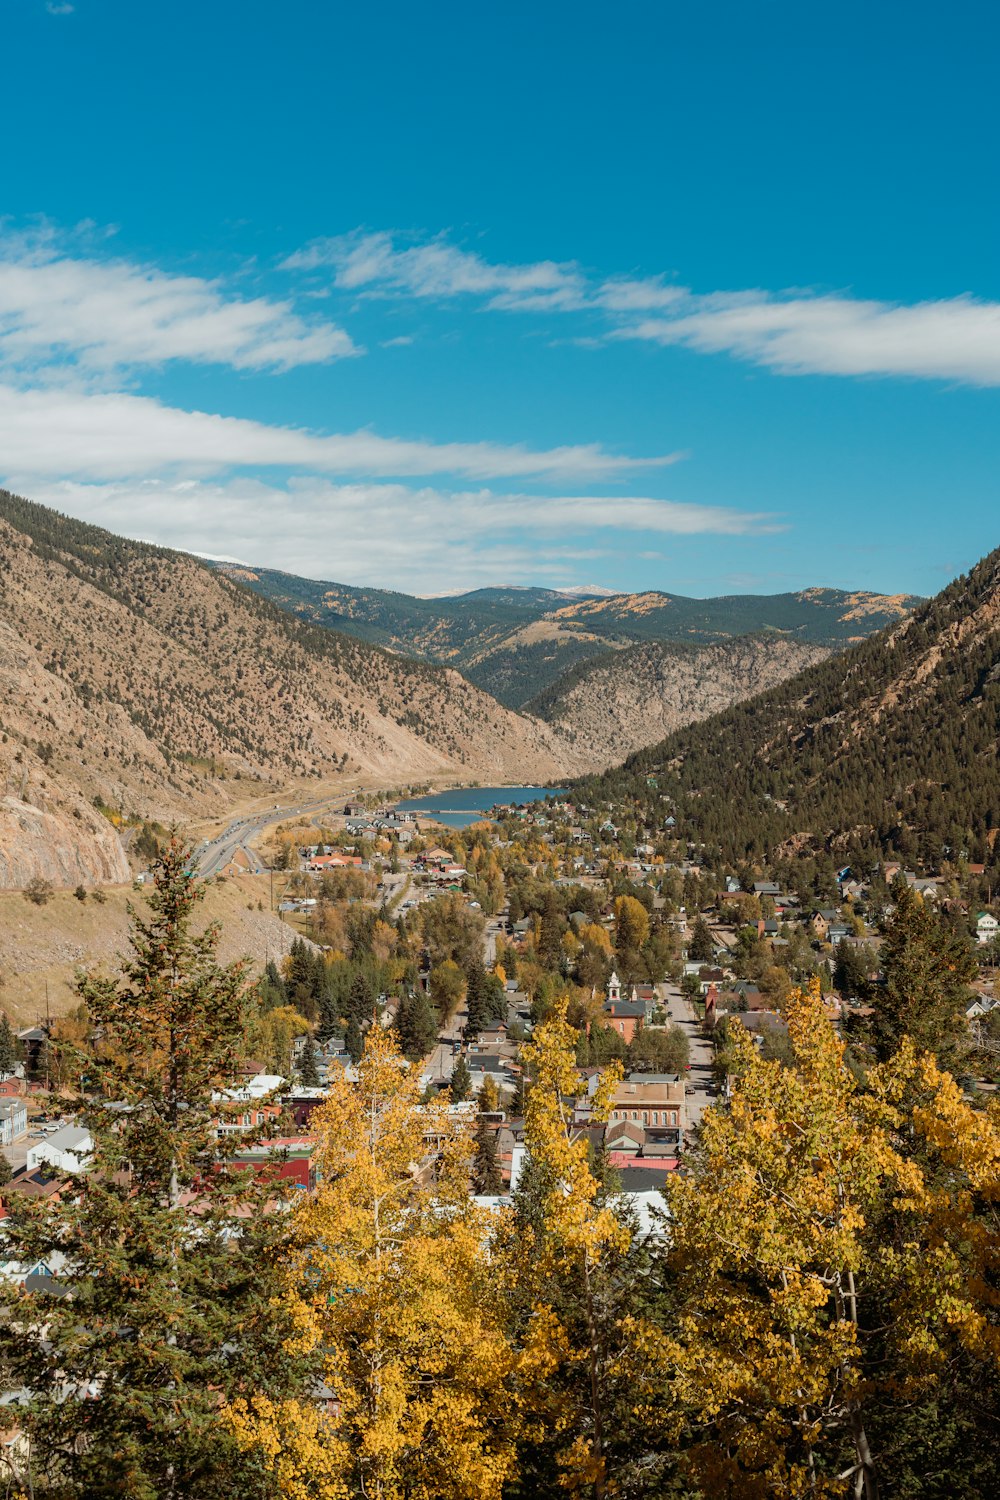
[
  {"left": 538, "top": 637, "right": 832, "bottom": 767},
  {"left": 0, "top": 796, "right": 131, "bottom": 889}
]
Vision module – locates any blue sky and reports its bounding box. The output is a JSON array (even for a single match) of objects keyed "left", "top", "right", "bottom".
[{"left": 0, "top": 0, "right": 996, "bottom": 596}]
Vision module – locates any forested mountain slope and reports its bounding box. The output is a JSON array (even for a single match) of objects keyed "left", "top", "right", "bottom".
[
  {"left": 0, "top": 491, "right": 584, "bottom": 887},
  {"left": 213, "top": 562, "right": 918, "bottom": 708},
  {"left": 576, "top": 548, "right": 1000, "bottom": 868}
]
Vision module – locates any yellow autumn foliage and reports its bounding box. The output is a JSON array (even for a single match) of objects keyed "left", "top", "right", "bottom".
[{"left": 228, "top": 1021, "right": 516, "bottom": 1499}]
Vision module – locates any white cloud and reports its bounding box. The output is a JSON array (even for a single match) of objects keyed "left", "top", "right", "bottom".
[
  {"left": 0, "top": 382, "right": 675, "bottom": 483},
  {"left": 285, "top": 227, "right": 1000, "bottom": 387},
  {"left": 617, "top": 293, "right": 1000, "bottom": 385},
  {"left": 0, "top": 231, "right": 357, "bottom": 374},
  {"left": 284, "top": 230, "right": 587, "bottom": 311},
  {"left": 14, "top": 475, "right": 780, "bottom": 593},
  {"left": 595, "top": 276, "right": 688, "bottom": 313}
]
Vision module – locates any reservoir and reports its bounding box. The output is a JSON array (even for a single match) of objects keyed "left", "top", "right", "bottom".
[{"left": 395, "top": 785, "right": 565, "bottom": 829}]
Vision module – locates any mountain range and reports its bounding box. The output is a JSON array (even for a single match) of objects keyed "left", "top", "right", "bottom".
[{"left": 210, "top": 563, "right": 919, "bottom": 708}]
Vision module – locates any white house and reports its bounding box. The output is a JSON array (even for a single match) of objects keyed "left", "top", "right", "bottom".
[
  {"left": 26, "top": 1125, "right": 93, "bottom": 1175},
  {"left": 975, "top": 912, "right": 999, "bottom": 947},
  {"left": 213, "top": 1072, "right": 284, "bottom": 1104},
  {"left": 0, "top": 1100, "right": 28, "bottom": 1147}
]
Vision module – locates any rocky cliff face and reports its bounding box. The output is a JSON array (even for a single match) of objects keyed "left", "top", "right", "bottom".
[
  {"left": 534, "top": 636, "right": 832, "bottom": 765},
  {"left": 0, "top": 796, "right": 131, "bottom": 888}
]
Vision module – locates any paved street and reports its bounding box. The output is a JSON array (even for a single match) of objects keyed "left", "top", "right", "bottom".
[
  {"left": 426, "top": 1002, "right": 468, "bottom": 1084},
  {"left": 661, "top": 980, "right": 715, "bottom": 1129}
]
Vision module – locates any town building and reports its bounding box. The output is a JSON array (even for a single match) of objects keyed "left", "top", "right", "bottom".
[{"left": 608, "top": 1073, "right": 685, "bottom": 1150}]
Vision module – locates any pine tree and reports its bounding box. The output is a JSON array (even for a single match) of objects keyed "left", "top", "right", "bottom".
[
  {"left": 345, "top": 1014, "right": 364, "bottom": 1064},
  {"left": 868, "top": 884, "right": 977, "bottom": 1068},
  {"left": 472, "top": 1115, "right": 502, "bottom": 1194},
  {"left": 316, "top": 989, "right": 339, "bottom": 1044},
  {"left": 0, "top": 837, "right": 307, "bottom": 1499},
  {"left": 464, "top": 958, "right": 486, "bottom": 1037},
  {"left": 298, "top": 1032, "right": 320, "bottom": 1087},
  {"left": 0, "top": 1013, "right": 17, "bottom": 1076},
  {"left": 346, "top": 970, "right": 375, "bottom": 1024},
  {"left": 687, "top": 914, "right": 715, "bottom": 963},
  {"left": 396, "top": 988, "right": 438, "bottom": 1060},
  {"left": 450, "top": 1052, "right": 472, "bottom": 1102}
]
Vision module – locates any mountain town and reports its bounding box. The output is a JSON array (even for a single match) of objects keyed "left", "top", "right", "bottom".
[
  {"left": 1, "top": 553, "right": 1000, "bottom": 1493},
  {"left": 1, "top": 3, "right": 998, "bottom": 1496}
]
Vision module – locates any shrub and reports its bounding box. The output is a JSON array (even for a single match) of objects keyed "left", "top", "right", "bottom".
[{"left": 24, "top": 877, "right": 54, "bottom": 906}]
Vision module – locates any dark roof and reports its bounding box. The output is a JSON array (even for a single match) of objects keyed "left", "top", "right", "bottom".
[
  {"left": 23, "top": 1273, "right": 72, "bottom": 1300},
  {"left": 617, "top": 1164, "right": 675, "bottom": 1189},
  {"left": 642, "top": 1136, "right": 681, "bottom": 1156},
  {"left": 736, "top": 1011, "right": 787, "bottom": 1036}
]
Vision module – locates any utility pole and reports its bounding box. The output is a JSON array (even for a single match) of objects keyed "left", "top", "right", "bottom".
[{"left": 44, "top": 982, "right": 51, "bottom": 1093}]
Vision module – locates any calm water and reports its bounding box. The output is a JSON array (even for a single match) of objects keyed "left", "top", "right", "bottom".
[{"left": 395, "top": 785, "right": 565, "bottom": 829}]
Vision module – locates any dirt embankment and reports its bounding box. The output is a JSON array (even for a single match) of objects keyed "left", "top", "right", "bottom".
[{"left": 0, "top": 875, "right": 301, "bottom": 1027}]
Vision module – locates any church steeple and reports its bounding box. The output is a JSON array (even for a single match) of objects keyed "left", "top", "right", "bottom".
[{"left": 607, "top": 970, "right": 621, "bottom": 1004}]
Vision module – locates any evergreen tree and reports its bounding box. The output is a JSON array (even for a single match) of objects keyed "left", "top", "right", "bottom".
[
  {"left": 316, "top": 989, "right": 339, "bottom": 1044},
  {"left": 537, "top": 888, "right": 565, "bottom": 969},
  {"left": 0, "top": 1151, "right": 11, "bottom": 1187},
  {"left": 0, "top": 1013, "right": 17, "bottom": 1076},
  {"left": 345, "top": 1014, "right": 364, "bottom": 1064},
  {"left": 346, "top": 970, "right": 375, "bottom": 1024},
  {"left": 396, "top": 988, "right": 438, "bottom": 1061},
  {"left": 687, "top": 914, "right": 715, "bottom": 963},
  {"left": 472, "top": 1116, "right": 502, "bottom": 1194},
  {"left": 450, "top": 1052, "right": 472, "bottom": 1102},
  {"left": 298, "top": 1032, "right": 320, "bottom": 1087},
  {"left": 464, "top": 959, "right": 487, "bottom": 1036},
  {"left": 0, "top": 838, "right": 306, "bottom": 1499},
  {"left": 868, "top": 885, "right": 977, "bottom": 1068}
]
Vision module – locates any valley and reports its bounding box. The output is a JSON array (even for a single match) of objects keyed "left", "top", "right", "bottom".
[{"left": 0, "top": 488, "right": 917, "bottom": 900}]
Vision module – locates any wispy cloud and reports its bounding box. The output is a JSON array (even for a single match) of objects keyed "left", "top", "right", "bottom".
[
  {"left": 0, "top": 228, "right": 358, "bottom": 374},
  {"left": 286, "top": 228, "right": 1000, "bottom": 387},
  {"left": 16, "top": 475, "right": 780, "bottom": 592},
  {"left": 616, "top": 293, "right": 1000, "bottom": 385},
  {"left": 284, "top": 230, "right": 587, "bottom": 312},
  {"left": 46, "top": 3, "right": 74, "bottom": 13},
  {"left": 0, "top": 382, "right": 676, "bottom": 483}
]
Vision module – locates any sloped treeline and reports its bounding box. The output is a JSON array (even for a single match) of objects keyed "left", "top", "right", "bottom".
[{"left": 576, "top": 547, "right": 1000, "bottom": 868}]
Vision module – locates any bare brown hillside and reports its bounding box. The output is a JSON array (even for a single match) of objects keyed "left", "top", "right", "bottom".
[
  {"left": 0, "top": 494, "right": 588, "bottom": 888},
  {"left": 0, "top": 875, "right": 301, "bottom": 1026},
  {"left": 532, "top": 636, "right": 832, "bottom": 765}
]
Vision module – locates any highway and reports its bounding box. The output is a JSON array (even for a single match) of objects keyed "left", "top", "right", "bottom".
[{"left": 193, "top": 790, "right": 362, "bottom": 878}]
